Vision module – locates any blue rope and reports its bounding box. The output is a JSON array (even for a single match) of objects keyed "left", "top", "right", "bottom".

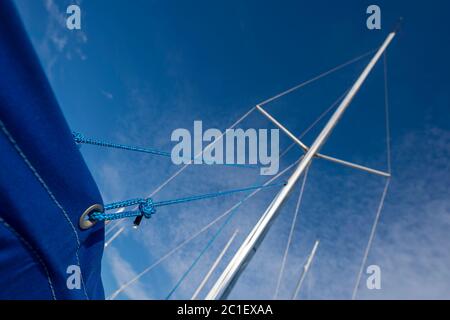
[
  {"left": 104, "top": 198, "right": 144, "bottom": 211},
  {"left": 164, "top": 182, "right": 265, "bottom": 299},
  {"left": 73, "top": 131, "right": 258, "bottom": 169},
  {"left": 153, "top": 183, "right": 284, "bottom": 207},
  {"left": 89, "top": 182, "right": 285, "bottom": 224},
  {"left": 73, "top": 131, "right": 171, "bottom": 157}
]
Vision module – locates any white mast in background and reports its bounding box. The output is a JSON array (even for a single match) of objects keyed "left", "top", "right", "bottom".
[
  {"left": 292, "top": 240, "right": 320, "bottom": 299},
  {"left": 191, "top": 230, "right": 239, "bottom": 300}
]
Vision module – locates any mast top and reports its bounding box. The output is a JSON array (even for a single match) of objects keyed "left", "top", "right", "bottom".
[{"left": 393, "top": 17, "right": 404, "bottom": 33}]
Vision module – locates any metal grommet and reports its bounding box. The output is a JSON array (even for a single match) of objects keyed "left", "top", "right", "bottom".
[{"left": 79, "top": 204, "right": 104, "bottom": 230}]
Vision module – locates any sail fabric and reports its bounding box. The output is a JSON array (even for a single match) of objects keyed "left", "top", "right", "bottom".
[{"left": 0, "top": 0, "right": 105, "bottom": 299}]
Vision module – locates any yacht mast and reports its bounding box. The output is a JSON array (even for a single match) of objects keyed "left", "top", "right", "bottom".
[
  {"left": 205, "top": 31, "right": 396, "bottom": 300},
  {"left": 292, "top": 240, "right": 320, "bottom": 299}
]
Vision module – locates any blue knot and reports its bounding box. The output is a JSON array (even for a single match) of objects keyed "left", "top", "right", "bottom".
[
  {"left": 72, "top": 131, "right": 84, "bottom": 143},
  {"left": 88, "top": 211, "right": 104, "bottom": 221},
  {"left": 138, "top": 198, "right": 156, "bottom": 219}
]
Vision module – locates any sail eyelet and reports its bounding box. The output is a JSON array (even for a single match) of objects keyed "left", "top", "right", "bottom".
[{"left": 79, "top": 204, "right": 104, "bottom": 230}]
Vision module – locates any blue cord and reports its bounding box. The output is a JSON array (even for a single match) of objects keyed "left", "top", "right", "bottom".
[
  {"left": 164, "top": 197, "right": 244, "bottom": 300},
  {"left": 164, "top": 180, "right": 273, "bottom": 299},
  {"left": 73, "top": 131, "right": 171, "bottom": 157},
  {"left": 89, "top": 182, "right": 285, "bottom": 224},
  {"left": 73, "top": 131, "right": 258, "bottom": 169}
]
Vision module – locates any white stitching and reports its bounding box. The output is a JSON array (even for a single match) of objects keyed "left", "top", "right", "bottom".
[
  {"left": 0, "top": 120, "right": 90, "bottom": 299},
  {"left": 0, "top": 216, "right": 56, "bottom": 299}
]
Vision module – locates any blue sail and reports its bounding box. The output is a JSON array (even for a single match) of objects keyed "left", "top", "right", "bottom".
[{"left": 0, "top": 0, "right": 104, "bottom": 299}]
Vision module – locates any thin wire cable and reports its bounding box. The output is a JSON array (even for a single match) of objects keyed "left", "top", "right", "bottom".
[
  {"left": 105, "top": 220, "right": 122, "bottom": 237},
  {"left": 103, "top": 84, "right": 341, "bottom": 244},
  {"left": 104, "top": 150, "right": 298, "bottom": 246},
  {"left": 164, "top": 180, "right": 279, "bottom": 300},
  {"left": 258, "top": 50, "right": 375, "bottom": 106},
  {"left": 108, "top": 157, "right": 302, "bottom": 299},
  {"left": 148, "top": 107, "right": 257, "bottom": 198},
  {"left": 108, "top": 211, "right": 232, "bottom": 299},
  {"left": 273, "top": 166, "right": 310, "bottom": 299},
  {"left": 105, "top": 226, "right": 126, "bottom": 248},
  {"left": 383, "top": 53, "right": 392, "bottom": 174},
  {"left": 103, "top": 85, "right": 343, "bottom": 244},
  {"left": 104, "top": 50, "right": 373, "bottom": 247},
  {"left": 105, "top": 107, "right": 257, "bottom": 244},
  {"left": 279, "top": 88, "right": 348, "bottom": 159},
  {"left": 191, "top": 229, "right": 239, "bottom": 300},
  {"left": 351, "top": 178, "right": 390, "bottom": 300},
  {"left": 134, "top": 49, "right": 373, "bottom": 201},
  {"left": 351, "top": 53, "right": 392, "bottom": 299}
]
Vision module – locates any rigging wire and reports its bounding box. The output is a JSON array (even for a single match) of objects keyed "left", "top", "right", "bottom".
[
  {"left": 191, "top": 229, "right": 239, "bottom": 300},
  {"left": 351, "top": 52, "right": 392, "bottom": 300},
  {"left": 273, "top": 166, "right": 310, "bottom": 299},
  {"left": 147, "top": 107, "right": 258, "bottom": 199},
  {"left": 384, "top": 53, "right": 392, "bottom": 174},
  {"left": 105, "top": 220, "right": 122, "bottom": 237},
  {"left": 351, "top": 178, "right": 390, "bottom": 300},
  {"left": 104, "top": 226, "right": 126, "bottom": 248},
  {"left": 258, "top": 50, "right": 375, "bottom": 107},
  {"left": 118, "top": 81, "right": 348, "bottom": 299},
  {"left": 108, "top": 207, "right": 238, "bottom": 299},
  {"left": 103, "top": 49, "right": 374, "bottom": 247},
  {"left": 141, "top": 49, "right": 374, "bottom": 201},
  {"left": 270, "top": 89, "right": 349, "bottom": 296},
  {"left": 279, "top": 88, "right": 348, "bottom": 159},
  {"left": 108, "top": 158, "right": 300, "bottom": 299},
  {"left": 163, "top": 183, "right": 274, "bottom": 300}
]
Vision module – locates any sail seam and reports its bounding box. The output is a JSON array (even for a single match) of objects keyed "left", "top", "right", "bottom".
[
  {"left": 0, "top": 120, "right": 89, "bottom": 300},
  {"left": 0, "top": 216, "right": 56, "bottom": 299}
]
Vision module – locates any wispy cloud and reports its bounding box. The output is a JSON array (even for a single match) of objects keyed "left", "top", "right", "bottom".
[
  {"left": 106, "top": 246, "right": 151, "bottom": 300},
  {"left": 38, "top": 0, "right": 88, "bottom": 78},
  {"left": 102, "top": 124, "right": 450, "bottom": 300},
  {"left": 101, "top": 90, "right": 114, "bottom": 100},
  {"left": 83, "top": 37, "right": 450, "bottom": 299},
  {"left": 356, "top": 127, "right": 450, "bottom": 299}
]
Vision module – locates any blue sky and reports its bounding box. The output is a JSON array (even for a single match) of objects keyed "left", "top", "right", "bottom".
[{"left": 14, "top": 0, "right": 450, "bottom": 299}]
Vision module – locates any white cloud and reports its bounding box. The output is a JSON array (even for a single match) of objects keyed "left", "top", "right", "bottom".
[
  {"left": 356, "top": 127, "right": 450, "bottom": 299},
  {"left": 101, "top": 90, "right": 114, "bottom": 100},
  {"left": 90, "top": 55, "right": 450, "bottom": 299},
  {"left": 38, "top": 0, "right": 88, "bottom": 78},
  {"left": 105, "top": 246, "right": 151, "bottom": 300},
  {"left": 101, "top": 122, "right": 450, "bottom": 300}
]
